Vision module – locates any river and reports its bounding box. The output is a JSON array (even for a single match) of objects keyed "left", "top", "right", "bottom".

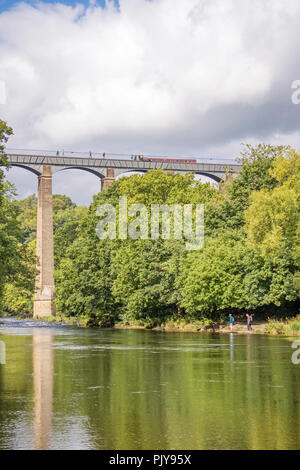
[{"left": 0, "top": 316, "right": 299, "bottom": 450}]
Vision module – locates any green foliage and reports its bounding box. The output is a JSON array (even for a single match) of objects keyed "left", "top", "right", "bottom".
[
  {"left": 177, "top": 232, "right": 297, "bottom": 317},
  {"left": 55, "top": 238, "right": 118, "bottom": 326},
  {"left": 1, "top": 192, "right": 87, "bottom": 314},
  {"left": 232, "top": 143, "right": 285, "bottom": 200},
  {"left": 0, "top": 119, "right": 13, "bottom": 162},
  {"left": 55, "top": 170, "right": 214, "bottom": 326},
  {"left": 2, "top": 141, "right": 299, "bottom": 325},
  {"left": 111, "top": 239, "right": 183, "bottom": 326},
  {"left": 0, "top": 195, "right": 36, "bottom": 314},
  {"left": 245, "top": 186, "right": 299, "bottom": 259},
  {"left": 202, "top": 144, "right": 285, "bottom": 236},
  {"left": 0, "top": 184, "right": 22, "bottom": 293},
  {"left": 54, "top": 148, "right": 300, "bottom": 326},
  {"left": 52, "top": 195, "right": 87, "bottom": 265},
  {"left": 265, "top": 316, "right": 300, "bottom": 336},
  {"left": 0, "top": 120, "right": 24, "bottom": 309},
  {"left": 13, "top": 194, "right": 37, "bottom": 243},
  {"left": 2, "top": 241, "right": 35, "bottom": 314},
  {"left": 245, "top": 148, "right": 300, "bottom": 300}
]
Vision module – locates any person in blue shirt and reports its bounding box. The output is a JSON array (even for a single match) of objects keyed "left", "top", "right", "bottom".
[{"left": 229, "top": 314, "right": 234, "bottom": 331}]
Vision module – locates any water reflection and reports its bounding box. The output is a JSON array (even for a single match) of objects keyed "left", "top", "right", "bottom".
[
  {"left": 229, "top": 333, "right": 234, "bottom": 362},
  {"left": 1, "top": 319, "right": 300, "bottom": 450},
  {"left": 33, "top": 331, "right": 53, "bottom": 450}
]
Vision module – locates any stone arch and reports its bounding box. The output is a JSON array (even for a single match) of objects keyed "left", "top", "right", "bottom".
[
  {"left": 115, "top": 169, "right": 148, "bottom": 179},
  {"left": 56, "top": 166, "right": 105, "bottom": 179},
  {"left": 194, "top": 172, "right": 222, "bottom": 183},
  {"left": 9, "top": 163, "right": 41, "bottom": 177}
]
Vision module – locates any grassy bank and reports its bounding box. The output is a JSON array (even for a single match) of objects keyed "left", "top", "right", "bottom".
[
  {"left": 264, "top": 316, "right": 300, "bottom": 336},
  {"left": 116, "top": 314, "right": 300, "bottom": 336},
  {"left": 13, "top": 313, "right": 300, "bottom": 337}
]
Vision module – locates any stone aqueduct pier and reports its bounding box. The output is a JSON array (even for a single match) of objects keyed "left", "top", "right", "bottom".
[{"left": 4, "top": 153, "right": 241, "bottom": 318}]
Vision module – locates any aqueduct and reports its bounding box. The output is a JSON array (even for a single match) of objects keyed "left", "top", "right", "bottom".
[{"left": 4, "top": 152, "right": 241, "bottom": 317}]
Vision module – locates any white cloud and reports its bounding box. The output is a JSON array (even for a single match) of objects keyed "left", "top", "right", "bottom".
[
  {"left": 0, "top": 79, "right": 6, "bottom": 104},
  {"left": 1, "top": 0, "right": 300, "bottom": 204}
]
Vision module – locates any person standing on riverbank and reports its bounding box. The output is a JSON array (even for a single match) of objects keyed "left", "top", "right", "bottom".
[
  {"left": 246, "top": 313, "right": 253, "bottom": 331},
  {"left": 229, "top": 314, "right": 234, "bottom": 331}
]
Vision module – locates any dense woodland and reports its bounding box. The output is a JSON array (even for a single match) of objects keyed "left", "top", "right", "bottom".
[{"left": 0, "top": 120, "right": 299, "bottom": 327}]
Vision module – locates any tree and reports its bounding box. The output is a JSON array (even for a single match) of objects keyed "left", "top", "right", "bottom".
[
  {"left": 245, "top": 186, "right": 299, "bottom": 260},
  {"left": 245, "top": 149, "right": 300, "bottom": 299},
  {"left": 55, "top": 170, "right": 214, "bottom": 325},
  {"left": 111, "top": 239, "right": 184, "bottom": 326},
  {"left": 2, "top": 240, "right": 36, "bottom": 314},
  {"left": 4, "top": 144, "right": 299, "bottom": 323},
  {"left": 177, "top": 232, "right": 297, "bottom": 318},
  {"left": 52, "top": 195, "right": 87, "bottom": 266},
  {"left": 55, "top": 238, "right": 118, "bottom": 326},
  {"left": 1, "top": 193, "right": 87, "bottom": 314},
  {"left": 0, "top": 119, "right": 13, "bottom": 161},
  {"left": 13, "top": 194, "right": 37, "bottom": 243},
  {"left": 0, "top": 120, "right": 25, "bottom": 308}
]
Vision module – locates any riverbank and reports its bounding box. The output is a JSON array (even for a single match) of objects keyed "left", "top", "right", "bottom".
[
  {"left": 117, "top": 319, "right": 299, "bottom": 336},
  {"left": 11, "top": 313, "right": 300, "bottom": 337}
]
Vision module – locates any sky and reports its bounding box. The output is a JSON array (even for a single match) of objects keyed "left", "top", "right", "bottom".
[
  {"left": 1, "top": 0, "right": 300, "bottom": 204},
  {"left": 0, "top": 0, "right": 118, "bottom": 13}
]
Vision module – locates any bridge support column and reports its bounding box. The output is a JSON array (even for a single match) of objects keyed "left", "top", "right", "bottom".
[
  {"left": 225, "top": 172, "right": 233, "bottom": 182},
  {"left": 33, "top": 165, "right": 56, "bottom": 318},
  {"left": 101, "top": 167, "right": 115, "bottom": 191}
]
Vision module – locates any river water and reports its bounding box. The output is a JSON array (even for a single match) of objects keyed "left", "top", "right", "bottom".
[{"left": 0, "top": 316, "right": 299, "bottom": 450}]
